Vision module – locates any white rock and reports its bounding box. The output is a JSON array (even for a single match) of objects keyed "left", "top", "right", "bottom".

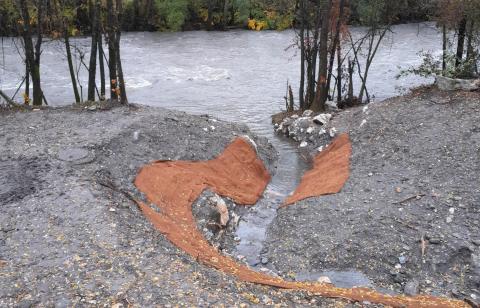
[
  {"left": 210, "top": 195, "right": 229, "bottom": 227},
  {"left": 299, "top": 141, "right": 308, "bottom": 148},
  {"left": 319, "top": 128, "right": 326, "bottom": 135},
  {"left": 203, "top": 127, "right": 208, "bottom": 132},
  {"left": 291, "top": 114, "right": 299, "bottom": 119},
  {"left": 313, "top": 113, "right": 332, "bottom": 126},
  {"left": 329, "top": 127, "right": 337, "bottom": 137},
  {"left": 306, "top": 127, "right": 315, "bottom": 134},
  {"left": 317, "top": 276, "right": 332, "bottom": 284},
  {"left": 446, "top": 215, "right": 453, "bottom": 223},
  {"left": 133, "top": 131, "right": 140, "bottom": 141},
  {"left": 317, "top": 146, "right": 324, "bottom": 152},
  {"left": 302, "top": 109, "right": 314, "bottom": 117},
  {"left": 363, "top": 106, "right": 369, "bottom": 113},
  {"left": 210, "top": 125, "right": 216, "bottom": 131},
  {"left": 360, "top": 119, "right": 367, "bottom": 128},
  {"left": 449, "top": 207, "right": 455, "bottom": 214}
]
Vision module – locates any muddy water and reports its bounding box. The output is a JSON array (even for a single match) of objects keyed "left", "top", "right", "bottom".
[{"left": 1, "top": 23, "right": 441, "bottom": 276}]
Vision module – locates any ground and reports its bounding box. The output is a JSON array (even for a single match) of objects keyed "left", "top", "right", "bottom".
[
  {"left": 0, "top": 87, "right": 478, "bottom": 306},
  {"left": 0, "top": 104, "right": 353, "bottom": 307},
  {"left": 264, "top": 87, "right": 480, "bottom": 305}
]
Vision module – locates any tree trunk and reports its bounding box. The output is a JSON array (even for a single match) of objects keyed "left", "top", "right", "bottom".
[
  {"left": 97, "top": 3, "right": 106, "bottom": 100},
  {"left": 298, "top": 0, "right": 305, "bottom": 110},
  {"left": 312, "top": 0, "right": 332, "bottom": 112},
  {"left": 106, "top": 0, "right": 118, "bottom": 101},
  {"left": 326, "top": 0, "right": 345, "bottom": 96},
  {"left": 115, "top": 0, "right": 128, "bottom": 104},
  {"left": 442, "top": 24, "right": 447, "bottom": 75},
  {"left": 455, "top": 17, "right": 467, "bottom": 68},
  {"left": 87, "top": 0, "right": 99, "bottom": 101},
  {"left": 25, "top": 60, "right": 30, "bottom": 104},
  {"left": 65, "top": 33, "right": 81, "bottom": 103},
  {"left": 336, "top": 41, "right": 342, "bottom": 104},
  {"left": 347, "top": 58, "right": 353, "bottom": 102}
]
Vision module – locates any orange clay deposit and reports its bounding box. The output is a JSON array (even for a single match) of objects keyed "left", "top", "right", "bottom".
[
  {"left": 283, "top": 133, "right": 352, "bottom": 206},
  {"left": 134, "top": 136, "right": 468, "bottom": 307}
]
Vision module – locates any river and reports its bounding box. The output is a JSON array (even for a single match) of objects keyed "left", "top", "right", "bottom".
[{"left": 1, "top": 22, "right": 442, "bottom": 267}]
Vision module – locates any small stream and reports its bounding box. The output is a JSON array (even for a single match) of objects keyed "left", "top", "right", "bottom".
[{"left": 1, "top": 23, "right": 441, "bottom": 285}]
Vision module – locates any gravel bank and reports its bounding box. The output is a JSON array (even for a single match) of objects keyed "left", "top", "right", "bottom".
[
  {"left": 0, "top": 104, "right": 349, "bottom": 307},
  {"left": 264, "top": 87, "right": 480, "bottom": 305}
]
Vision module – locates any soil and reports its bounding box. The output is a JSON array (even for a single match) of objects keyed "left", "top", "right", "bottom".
[
  {"left": 263, "top": 87, "right": 480, "bottom": 305},
  {"left": 0, "top": 103, "right": 351, "bottom": 307}
]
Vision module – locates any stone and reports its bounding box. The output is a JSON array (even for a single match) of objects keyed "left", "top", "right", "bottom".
[
  {"left": 317, "top": 276, "right": 332, "bottom": 284},
  {"left": 261, "top": 257, "right": 269, "bottom": 265},
  {"left": 398, "top": 256, "right": 407, "bottom": 264},
  {"left": 306, "top": 127, "right": 315, "bottom": 134},
  {"left": 299, "top": 141, "right": 308, "bottom": 148},
  {"left": 313, "top": 113, "right": 332, "bottom": 126},
  {"left": 329, "top": 127, "right": 337, "bottom": 137},
  {"left": 302, "top": 110, "right": 314, "bottom": 117},
  {"left": 436, "top": 75, "right": 480, "bottom": 91},
  {"left": 404, "top": 280, "right": 420, "bottom": 296}
]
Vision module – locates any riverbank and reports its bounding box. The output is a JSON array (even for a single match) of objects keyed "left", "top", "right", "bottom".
[
  {"left": 0, "top": 103, "right": 353, "bottom": 306},
  {"left": 1, "top": 86, "right": 479, "bottom": 306},
  {"left": 264, "top": 86, "right": 480, "bottom": 304}
]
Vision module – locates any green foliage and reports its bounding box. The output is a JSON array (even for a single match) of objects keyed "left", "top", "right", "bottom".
[
  {"left": 0, "top": 0, "right": 19, "bottom": 36},
  {"left": 397, "top": 51, "right": 479, "bottom": 79},
  {"left": 156, "top": 0, "right": 190, "bottom": 31}
]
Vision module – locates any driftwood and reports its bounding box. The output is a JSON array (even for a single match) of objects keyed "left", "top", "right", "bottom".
[{"left": 0, "top": 89, "right": 17, "bottom": 106}]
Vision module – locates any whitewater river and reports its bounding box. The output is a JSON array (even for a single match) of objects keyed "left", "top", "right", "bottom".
[{"left": 1, "top": 22, "right": 442, "bottom": 267}]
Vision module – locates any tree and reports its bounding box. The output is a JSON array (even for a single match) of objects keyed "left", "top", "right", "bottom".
[{"left": 16, "top": 0, "right": 45, "bottom": 106}]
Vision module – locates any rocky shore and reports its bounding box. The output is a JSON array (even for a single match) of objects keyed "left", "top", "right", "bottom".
[
  {"left": 264, "top": 87, "right": 480, "bottom": 305},
  {"left": 0, "top": 103, "right": 346, "bottom": 307}
]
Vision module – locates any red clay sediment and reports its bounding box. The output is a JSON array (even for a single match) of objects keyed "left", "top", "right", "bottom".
[
  {"left": 134, "top": 137, "right": 469, "bottom": 307},
  {"left": 283, "top": 133, "right": 352, "bottom": 206}
]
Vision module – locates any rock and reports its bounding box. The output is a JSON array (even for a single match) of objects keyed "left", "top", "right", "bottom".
[
  {"left": 313, "top": 113, "right": 332, "bottom": 126},
  {"left": 317, "top": 276, "right": 332, "bottom": 284},
  {"left": 329, "top": 127, "right": 337, "bottom": 138},
  {"left": 302, "top": 110, "right": 314, "bottom": 117},
  {"left": 133, "top": 131, "right": 140, "bottom": 141},
  {"left": 446, "top": 215, "right": 453, "bottom": 223},
  {"left": 306, "top": 127, "right": 315, "bottom": 134},
  {"left": 360, "top": 119, "right": 367, "bottom": 127},
  {"left": 299, "top": 141, "right": 308, "bottom": 148},
  {"left": 209, "top": 195, "right": 229, "bottom": 227},
  {"left": 398, "top": 256, "right": 407, "bottom": 264},
  {"left": 404, "top": 280, "right": 420, "bottom": 296},
  {"left": 291, "top": 114, "right": 299, "bottom": 119},
  {"left": 429, "top": 238, "right": 441, "bottom": 244},
  {"left": 261, "top": 257, "right": 269, "bottom": 265},
  {"left": 436, "top": 75, "right": 480, "bottom": 91}
]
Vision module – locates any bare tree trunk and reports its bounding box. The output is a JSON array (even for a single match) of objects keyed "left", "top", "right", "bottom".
[
  {"left": 442, "top": 24, "right": 447, "bottom": 75},
  {"left": 326, "top": 0, "right": 345, "bottom": 96},
  {"left": 87, "top": 0, "right": 99, "bottom": 101},
  {"left": 298, "top": 0, "right": 305, "bottom": 110},
  {"left": 115, "top": 0, "right": 127, "bottom": 104},
  {"left": 347, "top": 58, "right": 353, "bottom": 102},
  {"left": 97, "top": 4, "right": 106, "bottom": 100},
  {"left": 455, "top": 17, "right": 467, "bottom": 68},
  {"left": 0, "top": 89, "right": 16, "bottom": 106},
  {"left": 65, "top": 33, "right": 81, "bottom": 103},
  {"left": 25, "top": 60, "right": 30, "bottom": 103},
  {"left": 336, "top": 41, "right": 342, "bottom": 104},
  {"left": 312, "top": 0, "right": 332, "bottom": 112},
  {"left": 106, "top": 0, "right": 118, "bottom": 101}
]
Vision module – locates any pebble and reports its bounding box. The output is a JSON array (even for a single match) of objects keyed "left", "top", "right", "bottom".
[
  {"left": 429, "top": 238, "right": 441, "bottom": 244},
  {"left": 317, "top": 276, "right": 332, "bottom": 284},
  {"left": 261, "top": 257, "right": 269, "bottom": 265},
  {"left": 398, "top": 256, "right": 407, "bottom": 264},
  {"left": 446, "top": 216, "right": 453, "bottom": 223},
  {"left": 404, "top": 280, "right": 420, "bottom": 296}
]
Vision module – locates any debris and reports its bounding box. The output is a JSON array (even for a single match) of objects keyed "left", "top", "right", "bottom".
[
  {"left": 313, "top": 113, "right": 332, "bottom": 125},
  {"left": 317, "top": 276, "right": 332, "bottom": 284},
  {"left": 210, "top": 195, "right": 229, "bottom": 227}
]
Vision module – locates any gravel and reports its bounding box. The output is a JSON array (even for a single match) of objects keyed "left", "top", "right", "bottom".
[
  {"left": 264, "top": 87, "right": 480, "bottom": 304},
  {"left": 0, "top": 103, "right": 349, "bottom": 307}
]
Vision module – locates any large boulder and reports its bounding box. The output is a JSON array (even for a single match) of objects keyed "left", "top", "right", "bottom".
[{"left": 435, "top": 75, "right": 480, "bottom": 91}]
